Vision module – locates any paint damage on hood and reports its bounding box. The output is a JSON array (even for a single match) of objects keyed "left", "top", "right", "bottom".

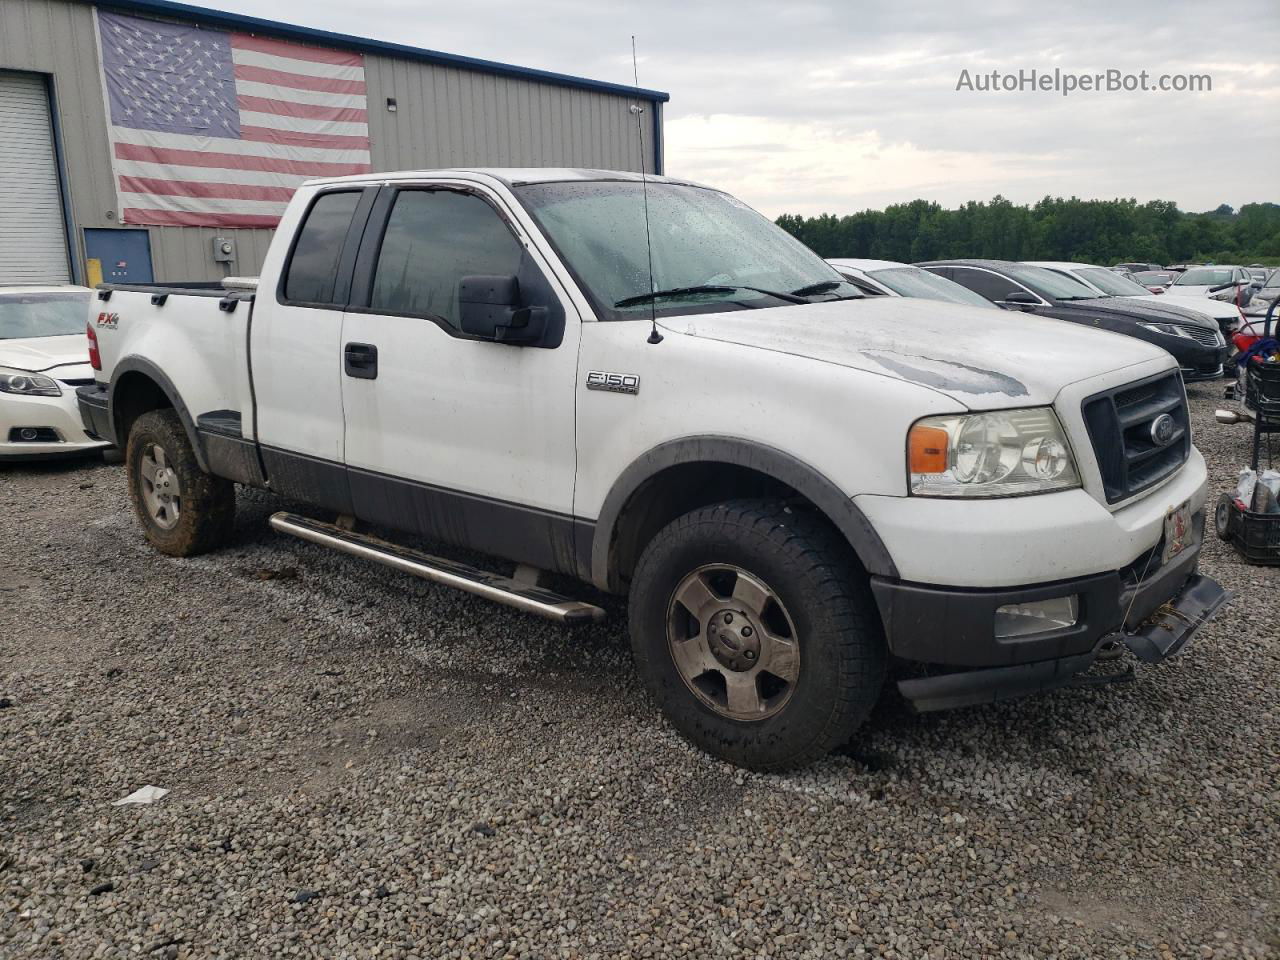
[{"left": 662, "top": 296, "right": 1170, "bottom": 407}]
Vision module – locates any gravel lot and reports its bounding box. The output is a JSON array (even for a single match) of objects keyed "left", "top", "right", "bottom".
[{"left": 1, "top": 380, "right": 1277, "bottom": 959}]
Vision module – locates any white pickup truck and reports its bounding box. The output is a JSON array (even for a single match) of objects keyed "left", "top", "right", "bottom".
[{"left": 78, "top": 168, "right": 1228, "bottom": 769}]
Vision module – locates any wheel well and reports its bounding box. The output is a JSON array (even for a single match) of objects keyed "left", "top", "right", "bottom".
[
  {"left": 112, "top": 371, "right": 173, "bottom": 445},
  {"left": 607, "top": 462, "right": 857, "bottom": 591}
]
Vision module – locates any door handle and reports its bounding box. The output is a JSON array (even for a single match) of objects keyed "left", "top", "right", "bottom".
[{"left": 344, "top": 342, "right": 378, "bottom": 380}]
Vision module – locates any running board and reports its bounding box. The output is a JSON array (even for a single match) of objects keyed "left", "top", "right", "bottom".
[{"left": 268, "top": 512, "right": 606, "bottom": 625}]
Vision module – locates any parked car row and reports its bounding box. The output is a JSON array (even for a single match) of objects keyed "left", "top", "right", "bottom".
[{"left": 827, "top": 257, "right": 1233, "bottom": 381}]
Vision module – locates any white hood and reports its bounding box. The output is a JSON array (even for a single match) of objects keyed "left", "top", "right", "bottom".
[
  {"left": 0, "top": 335, "right": 92, "bottom": 375},
  {"left": 1129, "top": 294, "right": 1238, "bottom": 322},
  {"left": 660, "top": 297, "right": 1170, "bottom": 407}
]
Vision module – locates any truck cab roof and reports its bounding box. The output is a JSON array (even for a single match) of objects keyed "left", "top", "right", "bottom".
[{"left": 304, "top": 167, "right": 715, "bottom": 190}]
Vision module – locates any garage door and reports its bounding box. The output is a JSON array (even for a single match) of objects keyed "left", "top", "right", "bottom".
[{"left": 0, "top": 71, "right": 70, "bottom": 284}]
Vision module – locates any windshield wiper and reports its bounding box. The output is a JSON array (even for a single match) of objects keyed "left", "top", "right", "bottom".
[
  {"left": 615, "top": 285, "right": 807, "bottom": 308},
  {"left": 790, "top": 280, "right": 843, "bottom": 297}
]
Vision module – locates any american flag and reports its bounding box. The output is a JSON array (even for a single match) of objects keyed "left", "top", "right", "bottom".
[{"left": 96, "top": 11, "right": 372, "bottom": 228}]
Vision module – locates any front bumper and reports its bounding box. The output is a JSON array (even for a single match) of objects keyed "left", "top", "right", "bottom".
[
  {"left": 76, "top": 384, "right": 115, "bottom": 444},
  {"left": 871, "top": 513, "right": 1230, "bottom": 710},
  {"left": 1163, "top": 339, "right": 1231, "bottom": 381},
  {"left": 1, "top": 386, "right": 111, "bottom": 461}
]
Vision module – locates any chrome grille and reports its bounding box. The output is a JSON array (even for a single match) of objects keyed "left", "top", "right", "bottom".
[
  {"left": 1180, "top": 325, "right": 1221, "bottom": 347},
  {"left": 1081, "top": 371, "right": 1190, "bottom": 504}
]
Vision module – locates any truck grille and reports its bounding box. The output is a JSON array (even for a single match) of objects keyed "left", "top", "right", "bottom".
[{"left": 1081, "top": 371, "right": 1190, "bottom": 504}]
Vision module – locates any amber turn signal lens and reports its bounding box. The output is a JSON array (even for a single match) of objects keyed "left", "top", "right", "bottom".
[{"left": 908, "top": 424, "right": 949, "bottom": 474}]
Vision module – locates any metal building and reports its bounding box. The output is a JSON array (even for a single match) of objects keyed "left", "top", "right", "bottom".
[{"left": 0, "top": 0, "right": 668, "bottom": 284}]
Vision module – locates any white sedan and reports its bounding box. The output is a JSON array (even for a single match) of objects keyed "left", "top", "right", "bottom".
[
  {"left": 1165, "top": 265, "right": 1255, "bottom": 306},
  {"left": 1026, "top": 261, "right": 1242, "bottom": 335},
  {"left": 1, "top": 286, "right": 111, "bottom": 461}
]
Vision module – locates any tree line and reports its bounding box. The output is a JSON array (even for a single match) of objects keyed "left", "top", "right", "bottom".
[{"left": 775, "top": 197, "right": 1280, "bottom": 267}]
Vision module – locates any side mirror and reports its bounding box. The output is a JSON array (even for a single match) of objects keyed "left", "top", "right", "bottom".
[
  {"left": 458, "top": 275, "right": 547, "bottom": 344},
  {"left": 1000, "top": 291, "right": 1040, "bottom": 310}
]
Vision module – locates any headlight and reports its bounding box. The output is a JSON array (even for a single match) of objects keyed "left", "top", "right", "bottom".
[
  {"left": 1138, "top": 321, "right": 1195, "bottom": 339},
  {"left": 908, "top": 408, "right": 1080, "bottom": 497},
  {"left": 1209, "top": 288, "right": 1239, "bottom": 302},
  {"left": 0, "top": 371, "right": 61, "bottom": 397}
]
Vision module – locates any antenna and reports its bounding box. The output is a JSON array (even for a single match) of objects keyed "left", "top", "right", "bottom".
[{"left": 630, "top": 35, "right": 662, "bottom": 345}]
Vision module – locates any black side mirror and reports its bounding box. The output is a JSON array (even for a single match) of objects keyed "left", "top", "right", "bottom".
[
  {"left": 1001, "top": 291, "right": 1040, "bottom": 310},
  {"left": 458, "top": 275, "right": 547, "bottom": 344}
]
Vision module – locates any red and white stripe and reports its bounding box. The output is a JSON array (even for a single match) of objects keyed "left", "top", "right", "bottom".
[{"left": 112, "top": 32, "right": 372, "bottom": 228}]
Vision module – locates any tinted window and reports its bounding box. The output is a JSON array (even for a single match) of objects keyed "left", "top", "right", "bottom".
[
  {"left": 868, "top": 266, "right": 996, "bottom": 308},
  {"left": 283, "top": 191, "right": 361, "bottom": 304},
  {"left": 945, "top": 267, "right": 1022, "bottom": 303},
  {"left": 370, "top": 190, "right": 524, "bottom": 328}
]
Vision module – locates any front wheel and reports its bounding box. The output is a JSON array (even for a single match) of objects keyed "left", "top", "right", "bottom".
[
  {"left": 628, "top": 499, "right": 886, "bottom": 770},
  {"left": 126, "top": 408, "right": 235, "bottom": 556}
]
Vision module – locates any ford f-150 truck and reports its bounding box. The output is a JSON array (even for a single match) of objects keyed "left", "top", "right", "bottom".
[{"left": 78, "top": 168, "right": 1229, "bottom": 770}]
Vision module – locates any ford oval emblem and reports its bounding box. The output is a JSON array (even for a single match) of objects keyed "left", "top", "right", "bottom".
[{"left": 1150, "top": 413, "right": 1177, "bottom": 447}]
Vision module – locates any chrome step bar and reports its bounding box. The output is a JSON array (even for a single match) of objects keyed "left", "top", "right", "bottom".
[{"left": 269, "top": 512, "right": 606, "bottom": 625}]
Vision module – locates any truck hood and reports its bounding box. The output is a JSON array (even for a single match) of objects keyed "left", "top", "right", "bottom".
[
  {"left": 658, "top": 297, "right": 1168, "bottom": 407},
  {"left": 0, "top": 335, "right": 91, "bottom": 374}
]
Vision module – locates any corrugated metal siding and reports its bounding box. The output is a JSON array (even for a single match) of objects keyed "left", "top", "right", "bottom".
[
  {"left": 0, "top": 0, "right": 660, "bottom": 282},
  {"left": 0, "top": 71, "right": 70, "bottom": 283},
  {"left": 365, "top": 56, "right": 654, "bottom": 173}
]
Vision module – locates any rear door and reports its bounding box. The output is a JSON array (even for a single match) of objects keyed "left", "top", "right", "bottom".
[
  {"left": 251, "top": 186, "right": 376, "bottom": 512},
  {"left": 338, "top": 181, "right": 582, "bottom": 572}
]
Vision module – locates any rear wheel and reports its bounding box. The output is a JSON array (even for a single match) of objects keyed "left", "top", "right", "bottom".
[
  {"left": 628, "top": 499, "right": 886, "bottom": 770},
  {"left": 126, "top": 409, "right": 235, "bottom": 556}
]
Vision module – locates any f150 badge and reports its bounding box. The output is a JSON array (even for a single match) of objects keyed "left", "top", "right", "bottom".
[{"left": 586, "top": 371, "right": 640, "bottom": 395}]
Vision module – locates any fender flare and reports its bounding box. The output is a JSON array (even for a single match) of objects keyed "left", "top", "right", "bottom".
[
  {"left": 590, "top": 436, "right": 898, "bottom": 589},
  {"left": 109, "top": 356, "right": 209, "bottom": 472}
]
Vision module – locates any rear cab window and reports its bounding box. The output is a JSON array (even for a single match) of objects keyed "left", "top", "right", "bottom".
[{"left": 282, "top": 191, "right": 364, "bottom": 306}]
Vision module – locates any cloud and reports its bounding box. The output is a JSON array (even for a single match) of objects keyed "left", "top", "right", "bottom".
[{"left": 211, "top": 0, "right": 1280, "bottom": 215}]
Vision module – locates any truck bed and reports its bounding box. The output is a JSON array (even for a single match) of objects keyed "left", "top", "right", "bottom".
[{"left": 85, "top": 279, "right": 261, "bottom": 478}]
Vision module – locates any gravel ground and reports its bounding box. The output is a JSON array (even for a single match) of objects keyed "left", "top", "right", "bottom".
[{"left": 1, "top": 380, "right": 1277, "bottom": 959}]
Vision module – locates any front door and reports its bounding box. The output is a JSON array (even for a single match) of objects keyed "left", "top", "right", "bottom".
[{"left": 339, "top": 183, "right": 581, "bottom": 572}]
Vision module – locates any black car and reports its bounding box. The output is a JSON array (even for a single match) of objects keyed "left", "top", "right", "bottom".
[{"left": 917, "top": 259, "right": 1230, "bottom": 381}]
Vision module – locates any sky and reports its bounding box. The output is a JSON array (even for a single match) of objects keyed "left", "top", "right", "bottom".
[{"left": 214, "top": 0, "right": 1278, "bottom": 218}]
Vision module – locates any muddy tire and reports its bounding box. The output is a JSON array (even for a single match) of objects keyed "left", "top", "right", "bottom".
[
  {"left": 126, "top": 408, "right": 235, "bottom": 557},
  {"left": 628, "top": 499, "right": 886, "bottom": 771}
]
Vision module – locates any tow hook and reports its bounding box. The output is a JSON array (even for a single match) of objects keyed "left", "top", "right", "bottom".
[{"left": 1096, "top": 636, "right": 1126, "bottom": 661}]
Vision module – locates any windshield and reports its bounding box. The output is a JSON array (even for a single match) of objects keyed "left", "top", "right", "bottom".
[
  {"left": 868, "top": 266, "right": 996, "bottom": 308},
  {"left": 1003, "top": 263, "right": 1100, "bottom": 300},
  {"left": 1075, "top": 267, "right": 1153, "bottom": 297},
  {"left": 513, "top": 180, "right": 860, "bottom": 321},
  {"left": 1133, "top": 271, "right": 1173, "bottom": 286},
  {"left": 1266, "top": 269, "right": 1280, "bottom": 291},
  {"left": 1175, "top": 267, "right": 1236, "bottom": 286},
  {"left": 0, "top": 291, "right": 91, "bottom": 340}
]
